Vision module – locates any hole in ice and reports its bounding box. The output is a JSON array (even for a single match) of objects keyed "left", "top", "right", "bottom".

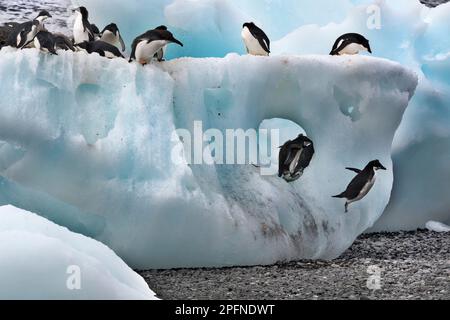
[
  {"left": 257, "top": 118, "right": 307, "bottom": 171},
  {"left": 334, "top": 86, "right": 363, "bottom": 122}
]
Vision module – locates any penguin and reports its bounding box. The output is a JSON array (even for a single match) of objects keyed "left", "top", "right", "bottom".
[
  {"left": 330, "top": 33, "right": 372, "bottom": 56},
  {"left": 8, "top": 10, "right": 51, "bottom": 48},
  {"left": 332, "top": 160, "right": 387, "bottom": 213},
  {"left": 129, "top": 27, "right": 183, "bottom": 65},
  {"left": 77, "top": 40, "right": 124, "bottom": 59},
  {"left": 153, "top": 26, "right": 168, "bottom": 61},
  {"left": 14, "top": 20, "right": 40, "bottom": 48},
  {"left": 33, "top": 30, "right": 57, "bottom": 55},
  {"left": 53, "top": 33, "right": 76, "bottom": 51},
  {"left": 278, "top": 134, "right": 315, "bottom": 182},
  {"left": 90, "top": 24, "right": 102, "bottom": 39},
  {"left": 241, "top": 22, "right": 270, "bottom": 56},
  {"left": 100, "top": 23, "right": 125, "bottom": 52},
  {"left": 73, "top": 6, "right": 95, "bottom": 44}
]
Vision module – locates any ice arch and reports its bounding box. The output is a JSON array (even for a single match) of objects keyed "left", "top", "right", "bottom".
[{"left": 0, "top": 49, "right": 417, "bottom": 268}]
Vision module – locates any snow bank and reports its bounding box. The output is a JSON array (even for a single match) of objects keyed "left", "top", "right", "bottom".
[
  {"left": 0, "top": 48, "right": 417, "bottom": 268},
  {"left": 0, "top": 205, "right": 157, "bottom": 299},
  {"left": 426, "top": 221, "right": 450, "bottom": 233}
]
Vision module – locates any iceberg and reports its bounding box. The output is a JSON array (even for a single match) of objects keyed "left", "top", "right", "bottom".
[
  {"left": 0, "top": 205, "right": 157, "bottom": 299},
  {"left": 426, "top": 221, "right": 450, "bottom": 233},
  {"left": 72, "top": 0, "right": 450, "bottom": 231},
  {"left": 0, "top": 47, "right": 417, "bottom": 268}
]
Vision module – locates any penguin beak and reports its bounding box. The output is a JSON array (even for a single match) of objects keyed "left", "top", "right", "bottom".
[
  {"left": 172, "top": 38, "right": 183, "bottom": 47},
  {"left": 119, "top": 34, "right": 126, "bottom": 52},
  {"left": 379, "top": 165, "right": 386, "bottom": 170},
  {"left": 367, "top": 45, "right": 372, "bottom": 54}
]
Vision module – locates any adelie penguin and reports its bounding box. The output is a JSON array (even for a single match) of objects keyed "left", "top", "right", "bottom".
[
  {"left": 73, "top": 6, "right": 96, "bottom": 44},
  {"left": 330, "top": 33, "right": 372, "bottom": 56},
  {"left": 278, "top": 134, "right": 315, "bottom": 183},
  {"left": 77, "top": 40, "right": 124, "bottom": 59},
  {"left": 100, "top": 23, "right": 125, "bottom": 52},
  {"left": 241, "top": 22, "right": 270, "bottom": 56},
  {"left": 333, "top": 160, "right": 386, "bottom": 213},
  {"left": 153, "top": 26, "right": 168, "bottom": 62},
  {"left": 129, "top": 27, "right": 183, "bottom": 65},
  {"left": 33, "top": 30, "right": 57, "bottom": 55},
  {"left": 8, "top": 10, "right": 52, "bottom": 48}
]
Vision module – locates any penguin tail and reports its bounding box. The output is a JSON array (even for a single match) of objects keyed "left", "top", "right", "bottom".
[{"left": 332, "top": 193, "right": 345, "bottom": 198}]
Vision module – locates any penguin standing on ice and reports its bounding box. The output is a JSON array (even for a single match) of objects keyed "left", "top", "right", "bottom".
[
  {"left": 330, "top": 33, "right": 372, "bottom": 56},
  {"left": 73, "top": 6, "right": 95, "bottom": 44},
  {"left": 9, "top": 10, "right": 52, "bottom": 48},
  {"left": 241, "top": 22, "right": 270, "bottom": 56},
  {"left": 278, "top": 134, "right": 315, "bottom": 182},
  {"left": 333, "top": 160, "right": 386, "bottom": 213},
  {"left": 129, "top": 27, "right": 183, "bottom": 65},
  {"left": 33, "top": 30, "right": 57, "bottom": 54},
  {"left": 77, "top": 40, "right": 124, "bottom": 59},
  {"left": 153, "top": 26, "right": 168, "bottom": 61},
  {"left": 100, "top": 23, "right": 125, "bottom": 52}
]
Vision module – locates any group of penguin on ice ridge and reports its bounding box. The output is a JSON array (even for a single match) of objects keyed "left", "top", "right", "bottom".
[{"left": 0, "top": 6, "right": 386, "bottom": 214}]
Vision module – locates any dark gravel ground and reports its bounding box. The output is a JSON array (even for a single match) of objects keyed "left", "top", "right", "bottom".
[{"left": 140, "top": 230, "right": 449, "bottom": 300}]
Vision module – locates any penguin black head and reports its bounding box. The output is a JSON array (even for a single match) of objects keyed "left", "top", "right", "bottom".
[
  {"left": 369, "top": 160, "right": 386, "bottom": 171},
  {"left": 37, "top": 10, "right": 52, "bottom": 19},
  {"left": 74, "top": 7, "right": 89, "bottom": 20},
  {"left": 243, "top": 22, "right": 255, "bottom": 29},
  {"left": 155, "top": 25, "right": 168, "bottom": 31},
  {"left": 361, "top": 37, "right": 372, "bottom": 54},
  {"left": 103, "top": 23, "right": 119, "bottom": 35}
]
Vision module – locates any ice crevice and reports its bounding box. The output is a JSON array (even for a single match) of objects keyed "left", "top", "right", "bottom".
[{"left": 0, "top": 48, "right": 417, "bottom": 268}]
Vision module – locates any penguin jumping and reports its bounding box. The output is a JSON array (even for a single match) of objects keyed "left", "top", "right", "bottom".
[
  {"left": 100, "top": 23, "right": 125, "bottom": 52},
  {"left": 77, "top": 40, "right": 124, "bottom": 59},
  {"left": 333, "top": 160, "right": 386, "bottom": 213},
  {"left": 129, "top": 27, "right": 183, "bottom": 65},
  {"left": 278, "top": 134, "right": 315, "bottom": 183},
  {"left": 330, "top": 33, "right": 372, "bottom": 56},
  {"left": 241, "top": 22, "right": 270, "bottom": 56},
  {"left": 72, "top": 6, "right": 95, "bottom": 44}
]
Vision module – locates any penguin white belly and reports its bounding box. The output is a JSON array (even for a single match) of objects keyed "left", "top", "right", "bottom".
[
  {"left": 101, "top": 31, "right": 117, "bottom": 46},
  {"left": 289, "top": 149, "right": 303, "bottom": 174},
  {"left": 241, "top": 27, "right": 268, "bottom": 56},
  {"left": 339, "top": 43, "right": 366, "bottom": 55},
  {"left": 135, "top": 40, "right": 168, "bottom": 64},
  {"left": 104, "top": 50, "right": 117, "bottom": 59},
  {"left": 348, "top": 175, "right": 376, "bottom": 205},
  {"left": 33, "top": 37, "right": 41, "bottom": 51},
  {"left": 73, "top": 17, "right": 89, "bottom": 44}
]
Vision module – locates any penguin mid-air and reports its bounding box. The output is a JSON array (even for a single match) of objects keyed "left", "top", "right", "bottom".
[
  {"left": 278, "top": 134, "right": 315, "bottom": 183},
  {"left": 77, "top": 40, "right": 125, "bottom": 59},
  {"left": 333, "top": 160, "right": 386, "bottom": 213},
  {"left": 100, "top": 23, "right": 125, "bottom": 52},
  {"left": 129, "top": 27, "right": 183, "bottom": 65},
  {"left": 330, "top": 33, "right": 372, "bottom": 56},
  {"left": 241, "top": 22, "right": 270, "bottom": 56},
  {"left": 73, "top": 6, "right": 95, "bottom": 44}
]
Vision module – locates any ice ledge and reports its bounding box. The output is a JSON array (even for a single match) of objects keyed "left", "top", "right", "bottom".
[{"left": 0, "top": 49, "right": 418, "bottom": 268}]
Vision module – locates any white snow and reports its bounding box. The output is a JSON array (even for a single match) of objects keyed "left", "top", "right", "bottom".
[
  {"left": 426, "top": 221, "right": 450, "bottom": 233},
  {"left": 0, "top": 48, "right": 417, "bottom": 268},
  {"left": 0, "top": 205, "right": 158, "bottom": 300}
]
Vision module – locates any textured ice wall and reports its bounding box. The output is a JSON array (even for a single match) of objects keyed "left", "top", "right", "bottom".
[
  {"left": 75, "top": 0, "right": 450, "bottom": 230},
  {"left": 0, "top": 205, "right": 157, "bottom": 299},
  {"left": 0, "top": 48, "right": 416, "bottom": 268}
]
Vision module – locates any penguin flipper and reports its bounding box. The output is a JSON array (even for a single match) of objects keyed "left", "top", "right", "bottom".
[
  {"left": 345, "top": 167, "right": 362, "bottom": 174},
  {"left": 331, "top": 39, "right": 354, "bottom": 55},
  {"left": 249, "top": 26, "right": 270, "bottom": 54}
]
